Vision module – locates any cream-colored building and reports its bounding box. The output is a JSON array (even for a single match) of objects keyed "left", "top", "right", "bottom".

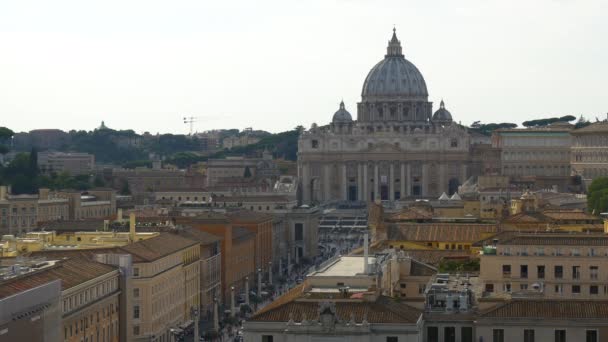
[
  {"left": 476, "top": 300, "right": 608, "bottom": 342},
  {"left": 571, "top": 120, "right": 608, "bottom": 184},
  {"left": 0, "top": 257, "right": 120, "bottom": 342},
  {"left": 492, "top": 123, "right": 573, "bottom": 178},
  {"left": 38, "top": 151, "right": 95, "bottom": 176},
  {"left": 0, "top": 186, "right": 69, "bottom": 235},
  {"left": 109, "top": 233, "right": 201, "bottom": 342},
  {"left": 298, "top": 30, "right": 470, "bottom": 203},
  {"left": 480, "top": 232, "right": 608, "bottom": 298},
  {"left": 57, "top": 188, "right": 116, "bottom": 220}
]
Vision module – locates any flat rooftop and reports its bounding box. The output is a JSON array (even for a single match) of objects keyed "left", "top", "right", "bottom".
[{"left": 311, "top": 256, "right": 377, "bottom": 277}]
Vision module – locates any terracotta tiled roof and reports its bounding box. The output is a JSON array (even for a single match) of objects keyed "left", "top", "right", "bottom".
[
  {"left": 176, "top": 228, "right": 223, "bottom": 244},
  {"left": 0, "top": 258, "right": 117, "bottom": 299},
  {"left": 504, "top": 212, "right": 545, "bottom": 223},
  {"left": 400, "top": 250, "right": 472, "bottom": 266},
  {"left": 390, "top": 223, "right": 498, "bottom": 242},
  {"left": 250, "top": 296, "right": 421, "bottom": 324},
  {"left": 388, "top": 207, "right": 433, "bottom": 221},
  {"left": 119, "top": 233, "right": 198, "bottom": 262},
  {"left": 499, "top": 234, "right": 608, "bottom": 246},
  {"left": 226, "top": 210, "right": 273, "bottom": 223},
  {"left": 542, "top": 210, "right": 601, "bottom": 221},
  {"left": 480, "top": 299, "right": 608, "bottom": 319}
]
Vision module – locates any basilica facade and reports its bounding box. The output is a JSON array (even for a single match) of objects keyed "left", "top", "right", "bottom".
[{"left": 298, "top": 29, "right": 471, "bottom": 203}]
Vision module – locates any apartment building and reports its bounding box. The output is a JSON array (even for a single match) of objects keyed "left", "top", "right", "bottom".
[
  {"left": 115, "top": 233, "right": 200, "bottom": 342},
  {"left": 179, "top": 213, "right": 256, "bottom": 303},
  {"left": 480, "top": 232, "right": 608, "bottom": 298},
  {"left": 38, "top": 151, "right": 95, "bottom": 176},
  {"left": 0, "top": 257, "right": 120, "bottom": 342},
  {"left": 0, "top": 186, "right": 69, "bottom": 235},
  {"left": 56, "top": 188, "right": 116, "bottom": 220},
  {"left": 176, "top": 228, "right": 222, "bottom": 319}
]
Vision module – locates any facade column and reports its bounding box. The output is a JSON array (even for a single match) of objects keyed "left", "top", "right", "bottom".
[
  {"left": 400, "top": 163, "right": 406, "bottom": 198},
  {"left": 406, "top": 164, "right": 412, "bottom": 196},
  {"left": 342, "top": 163, "right": 348, "bottom": 201},
  {"left": 363, "top": 163, "right": 368, "bottom": 202},
  {"left": 389, "top": 163, "right": 395, "bottom": 201},
  {"left": 323, "top": 164, "right": 331, "bottom": 201},
  {"left": 421, "top": 163, "right": 428, "bottom": 196},
  {"left": 439, "top": 163, "right": 446, "bottom": 195},
  {"left": 460, "top": 164, "right": 467, "bottom": 184},
  {"left": 302, "top": 162, "right": 310, "bottom": 203},
  {"left": 357, "top": 163, "right": 363, "bottom": 201},
  {"left": 374, "top": 163, "right": 379, "bottom": 201}
]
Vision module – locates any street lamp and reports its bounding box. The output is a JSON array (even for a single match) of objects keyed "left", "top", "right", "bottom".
[
  {"left": 257, "top": 268, "right": 262, "bottom": 299},
  {"left": 230, "top": 286, "right": 236, "bottom": 317},
  {"left": 245, "top": 276, "right": 250, "bottom": 306},
  {"left": 268, "top": 261, "right": 273, "bottom": 285},
  {"left": 190, "top": 306, "right": 199, "bottom": 342}
]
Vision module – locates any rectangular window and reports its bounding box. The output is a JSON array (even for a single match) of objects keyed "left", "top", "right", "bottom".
[
  {"left": 386, "top": 337, "right": 398, "bottom": 342},
  {"left": 311, "top": 140, "right": 319, "bottom": 148},
  {"left": 133, "top": 288, "right": 139, "bottom": 298},
  {"left": 133, "top": 305, "right": 140, "bottom": 319},
  {"left": 133, "top": 268, "right": 139, "bottom": 277},
  {"left": 586, "top": 330, "right": 598, "bottom": 342},
  {"left": 427, "top": 327, "right": 439, "bottom": 342},
  {"left": 537, "top": 265, "right": 545, "bottom": 279},
  {"left": 590, "top": 266, "right": 598, "bottom": 280},
  {"left": 524, "top": 329, "right": 535, "bottom": 342},
  {"left": 294, "top": 223, "right": 304, "bottom": 241},
  {"left": 485, "top": 284, "right": 494, "bottom": 293},
  {"left": 520, "top": 265, "right": 528, "bottom": 278},
  {"left": 503, "top": 283, "right": 511, "bottom": 292},
  {"left": 555, "top": 330, "right": 566, "bottom": 342},
  {"left": 493, "top": 329, "right": 504, "bottom": 342},
  {"left": 590, "top": 285, "right": 599, "bottom": 295},
  {"left": 461, "top": 327, "right": 473, "bottom": 342},
  {"left": 133, "top": 326, "right": 139, "bottom": 336},
  {"left": 572, "top": 285, "right": 581, "bottom": 294},
  {"left": 554, "top": 284, "right": 562, "bottom": 293},
  {"left": 572, "top": 266, "right": 581, "bottom": 280},
  {"left": 444, "top": 327, "right": 455, "bottom": 342},
  {"left": 262, "top": 336, "right": 274, "bottom": 342},
  {"left": 555, "top": 265, "right": 563, "bottom": 279},
  {"left": 502, "top": 265, "right": 511, "bottom": 277}
]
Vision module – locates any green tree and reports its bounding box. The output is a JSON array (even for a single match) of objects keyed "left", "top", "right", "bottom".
[{"left": 588, "top": 177, "right": 608, "bottom": 214}]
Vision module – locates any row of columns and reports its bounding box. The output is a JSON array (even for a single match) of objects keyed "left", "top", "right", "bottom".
[{"left": 301, "top": 161, "right": 467, "bottom": 202}]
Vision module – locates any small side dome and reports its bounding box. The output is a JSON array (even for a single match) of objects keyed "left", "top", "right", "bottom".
[
  {"left": 332, "top": 101, "right": 353, "bottom": 123},
  {"left": 432, "top": 100, "right": 453, "bottom": 123},
  {"left": 438, "top": 192, "right": 449, "bottom": 201}
]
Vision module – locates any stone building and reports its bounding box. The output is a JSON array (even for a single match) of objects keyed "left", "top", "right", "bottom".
[
  {"left": 298, "top": 29, "right": 470, "bottom": 203},
  {"left": 37, "top": 151, "right": 95, "bottom": 176},
  {"left": 479, "top": 232, "right": 608, "bottom": 299},
  {"left": 571, "top": 120, "right": 608, "bottom": 184},
  {"left": 0, "top": 257, "right": 120, "bottom": 342},
  {"left": 492, "top": 123, "right": 573, "bottom": 178}
]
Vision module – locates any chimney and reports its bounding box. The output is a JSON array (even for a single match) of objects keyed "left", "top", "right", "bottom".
[
  {"left": 363, "top": 233, "right": 369, "bottom": 274},
  {"left": 129, "top": 213, "right": 136, "bottom": 242},
  {"left": 0, "top": 186, "right": 6, "bottom": 201}
]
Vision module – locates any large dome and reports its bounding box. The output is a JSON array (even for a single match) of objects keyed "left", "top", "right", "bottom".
[{"left": 361, "top": 29, "right": 428, "bottom": 99}]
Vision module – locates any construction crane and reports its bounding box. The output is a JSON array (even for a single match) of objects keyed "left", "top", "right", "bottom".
[{"left": 183, "top": 116, "right": 202, "bottom": 135}]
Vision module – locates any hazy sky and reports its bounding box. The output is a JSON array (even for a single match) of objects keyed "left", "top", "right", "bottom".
[{"left": 1, "top": 0, "right": 606, "bottom": 134}]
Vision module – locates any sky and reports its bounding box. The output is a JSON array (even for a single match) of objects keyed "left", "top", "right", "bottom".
[{"left": 0, "top": 0, "right": 607, "bottom": 135}]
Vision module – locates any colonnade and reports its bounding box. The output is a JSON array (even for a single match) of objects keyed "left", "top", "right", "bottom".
[{"left": 301, "top": 161, "right": 467, "bottom": 203}]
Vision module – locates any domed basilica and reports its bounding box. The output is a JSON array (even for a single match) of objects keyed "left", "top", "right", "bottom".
[{"left": 298, "top": 29, "right": 471, "bottom": 203}]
